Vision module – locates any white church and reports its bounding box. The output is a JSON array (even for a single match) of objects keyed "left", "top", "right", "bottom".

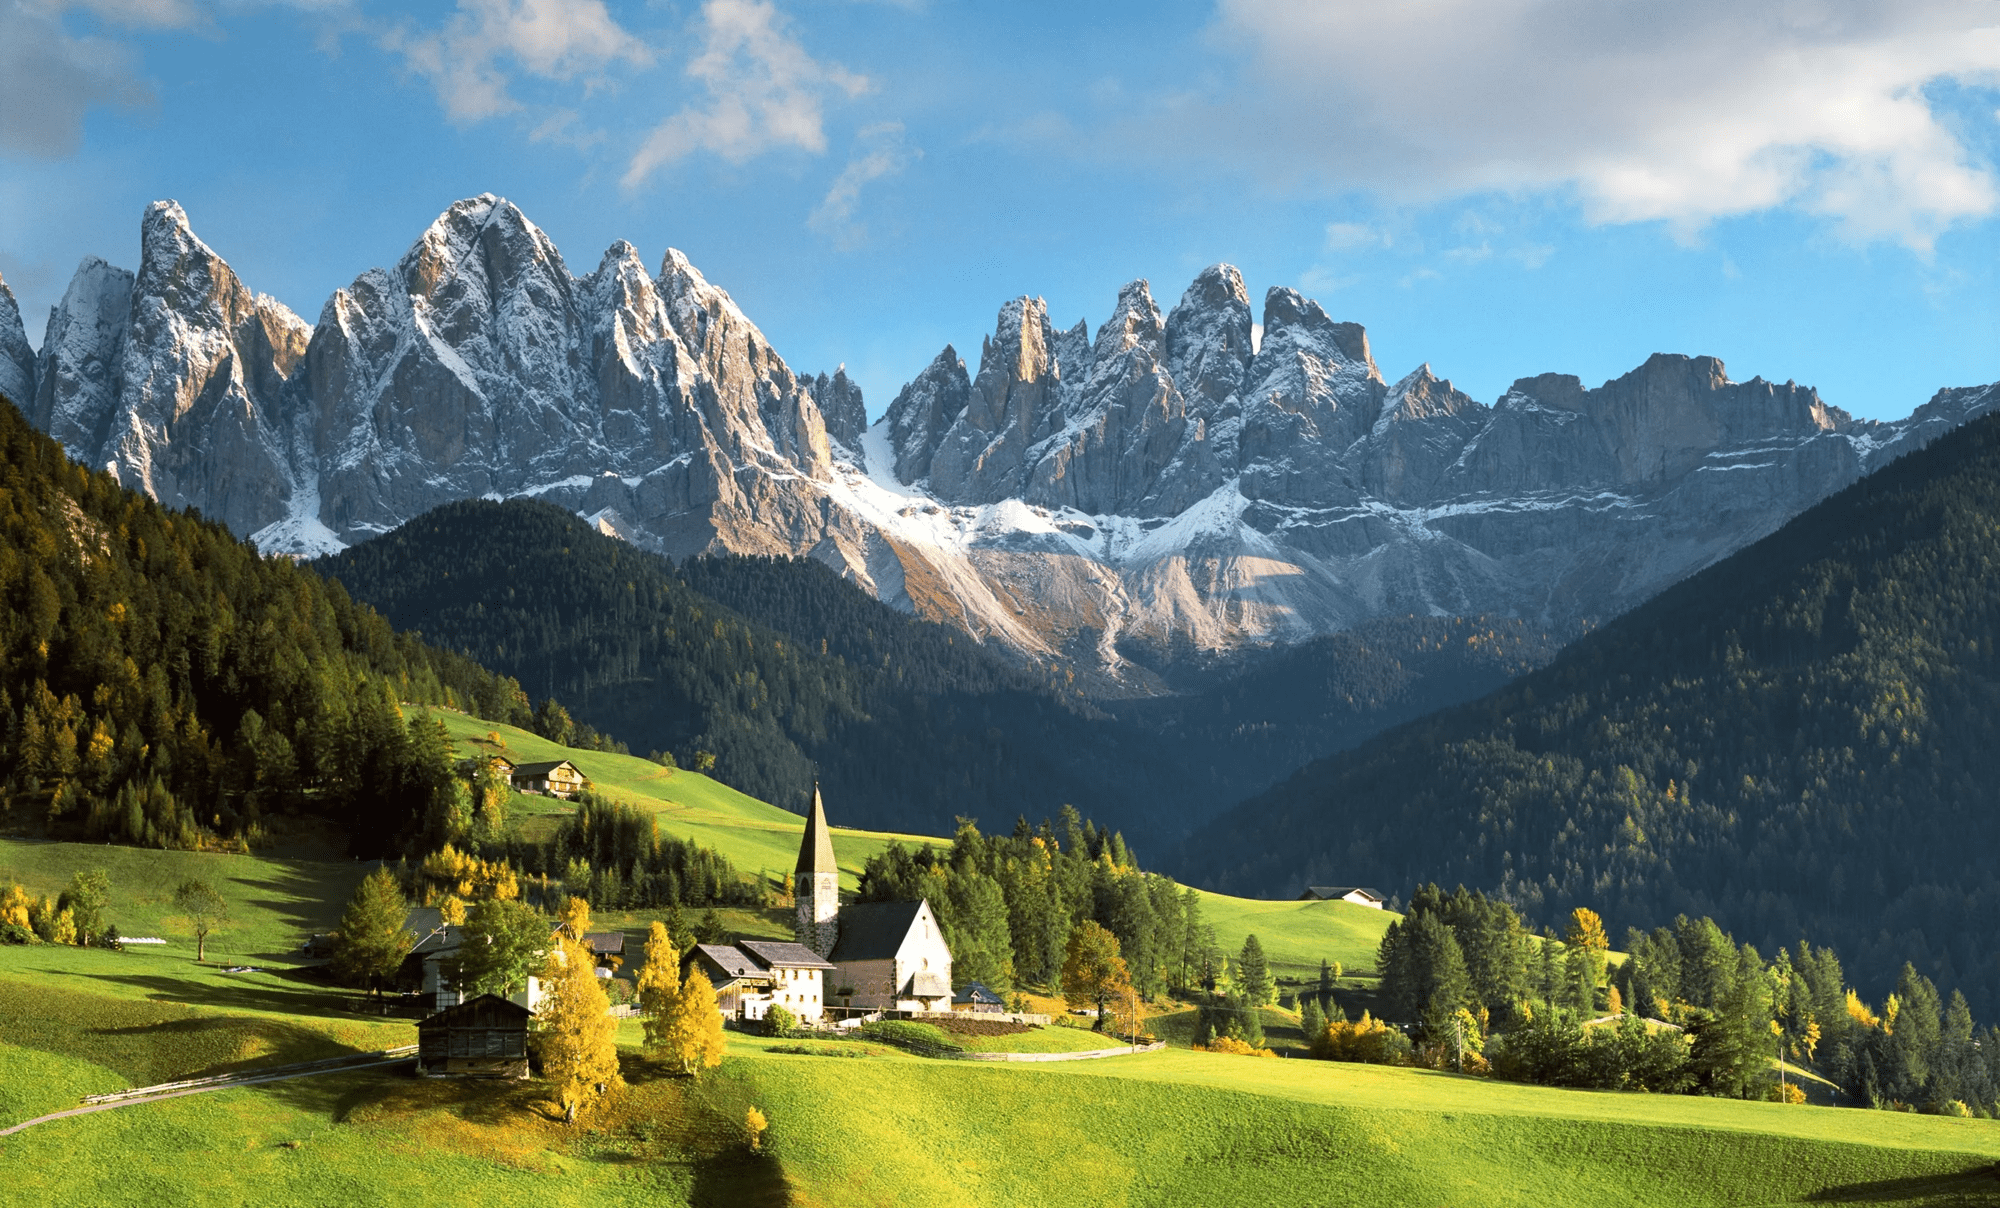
[{"left": 687, "top": 785, "right": 954, "bottom": 1022}]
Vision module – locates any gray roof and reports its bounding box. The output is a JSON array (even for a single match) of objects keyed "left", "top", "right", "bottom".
[
  {"left": 954, "top": 980, "right": 1004, "bottom": 1005},
  {"left": 511, "top": 759, "right": 581, "bottom": 778},
  {"left": 1302, "top": 886, "right": 1384, "bottom": 901},
  {"left": 795, "top": 782, "right": 838, "bottom": 877},
  {"left": 403, "top": 908, "right": 462, "bottom": 956},
  {"left": 827, "top": 900, "right": 927, "bottom": 963},
  {"left": 583, "top": 932, "right": 626, "bottom": 955},
  {"left": 740, "top": 939, "right": 835, "bottom": 970},
  {"left": 690, "top": 943, "right": 765, "bottom": 981}
]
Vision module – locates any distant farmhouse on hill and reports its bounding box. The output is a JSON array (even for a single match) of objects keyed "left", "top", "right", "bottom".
[
  {"left": 689, "top": 785, "right": 954, "bottom": 1023},
  {"left": 1299, "top": 885, "right": 1387, "bottom": 909},
  {"left": 511, "top": 759, "right": 586, "bottom": 799}
]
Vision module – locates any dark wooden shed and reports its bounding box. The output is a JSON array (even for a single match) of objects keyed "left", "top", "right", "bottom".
[{"left": 417, "top": 994, "right": 533, "bottom": 1078}]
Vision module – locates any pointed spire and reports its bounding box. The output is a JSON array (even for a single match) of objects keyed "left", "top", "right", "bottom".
[{"left": 795, "top": 781, "right": 837, "bottom": 877}]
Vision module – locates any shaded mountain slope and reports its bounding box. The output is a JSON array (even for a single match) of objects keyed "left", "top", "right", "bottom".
[{"left": 1181, "top": 398, "right": 2000, "bottom": 1011}]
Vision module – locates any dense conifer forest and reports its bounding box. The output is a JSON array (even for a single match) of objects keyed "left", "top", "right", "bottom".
[
  {"left": 312, "top": 498, "right": 1176, "bottom": 837},
  {"left": 0, "top": 396, "right": 536, "bottom": 854},
  {"left": 1186, "top": 411, "right": 2000, "bottom": 1014}
]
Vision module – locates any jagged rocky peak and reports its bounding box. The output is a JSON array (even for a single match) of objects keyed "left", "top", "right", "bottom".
[
  {"left": 1164, "top": 264, "right": 1254, "bottom": 412},
  {"left": 1258, "top": 285, "right": 1376, "bottom": 374},
  {"left": 0, "top": 271, "right": 35, "bottom": 409},
  {"left": 1052, "top": 318, "right": 1092, "bottom": 394},
  {"left": 1092, "top": 279, "right": 1166, "bottom": 367},
  {"left": 810, "top": 367, "right": 867, "bottom": 452},
  {"left": 33, "top": 256, "right": 135, "bottom": 459},
  {"left": 1383, "top": 363, "right": 1480, "bottom": 423},
  {"left": 884, "top": 344, "right": 971, "bottom": 485},
  {"left": 926, "top": 296, "right": 1063, "bottom": 503}
]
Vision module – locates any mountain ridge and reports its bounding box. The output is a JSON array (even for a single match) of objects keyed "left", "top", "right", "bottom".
[{"left": 7, "top": 197, "right": 1996, "bottom": 687}]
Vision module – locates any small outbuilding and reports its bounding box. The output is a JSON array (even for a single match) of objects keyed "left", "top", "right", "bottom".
[
  {"left": 417, "top": 994, "right": 533, "bottom": 1078},
  {"left": 1298, "top": 886, "right": 1387, "bottom": 909},
  {"left": 953, "top": 980, "right": 1005, "bottom": 1012}
]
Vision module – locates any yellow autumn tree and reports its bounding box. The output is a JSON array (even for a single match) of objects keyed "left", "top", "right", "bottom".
[
  {"left": 660, "top": 966, "right": 726, "bottom": 1077},
  {"left": 536, "top": 937, "right": 622, "bottom": 1124},
  {"left": 637, "top": 921, "right": 681, "bottom": 1051},
  {"left": 1565, "top": 907, "right": 1609, "bottom": 982},
  {"left": 0, "top": 883, "right": 32, "bottom": 929},
  {"left": 558, "top": 896, "right": 592, "bottom": 941}
]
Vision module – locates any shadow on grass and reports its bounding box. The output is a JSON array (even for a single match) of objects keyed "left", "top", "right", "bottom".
[
  {"left": 85, "top": 1014, "right": 361, "bottom": 1079},
  {"left": 66, "top": 967, "right": 377, "bottom": 1025},
  {"left": 1807, "top": 1162, "right": 2000, "bottom": 1204}
]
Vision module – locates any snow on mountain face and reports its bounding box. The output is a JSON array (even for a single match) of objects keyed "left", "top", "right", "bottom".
[
  {"left": 22, "top": 196, "right": 2000, "bottom": 688},
  {"left": 0, "top": 272, "right": 35, "bottom": 409}
]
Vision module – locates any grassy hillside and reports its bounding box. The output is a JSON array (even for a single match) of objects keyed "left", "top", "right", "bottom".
[
  {"left": 5, "top": 933, "right": 1997, "bottom": 1205},
  {"left": 425, "top": 709, "right": 944, "bottom": 891},
  {"left": 1192, "top": 892, "right": 1393, "bottom": 983}
]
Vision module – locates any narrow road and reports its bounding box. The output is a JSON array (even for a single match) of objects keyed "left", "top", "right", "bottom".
[{"left": 0, "top": 1048, "right": 416, "bottom": 1138}]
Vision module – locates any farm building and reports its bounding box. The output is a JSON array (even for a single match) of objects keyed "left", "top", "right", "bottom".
[
  {"left": 511, "top": 759, "right": 587, "bottom": 798},
  {"left": 791, "top": 785, "right": 954, "bottom": 1013},
  {"left": 1298, "top": 885, "right": 1387, "bottom": 908},
  {"left": 954, "top": 980, "right": 1005, "bottom": 1012},
  {"left": 582, "top": 931, "right": 626, "bottom": 969},
  {"left": 685, "top": 940, "right": 835, "bottom": 1023},
  {"left": 416, "top": 994, "right": 532, "bottom": 1078},
  {"left": 399, "top": 906, "right": 562, "bottom": 1012}
]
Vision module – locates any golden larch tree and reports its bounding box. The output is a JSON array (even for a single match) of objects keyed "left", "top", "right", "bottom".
[
  {"left": 661, "top": 965, "right": 726, "bottom": 1077},
  {"left": 637, "top": 920, "right": 681, "bottom": 1050},
  {"left": 1060, "top": 920, "right": 1132, "bottom": 1032},
  {"left": 536, "top": 936, "right": 622, "bottom": 1123}
]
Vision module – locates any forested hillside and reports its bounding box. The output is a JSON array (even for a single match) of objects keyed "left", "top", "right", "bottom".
[
  {"left": 0, "top": 395, "right": 535, "bottom": 853},
  {"left": 312, "top": 500, "right": 1168, "bottom": 836},
  {"left": 1111, "top": 615, "right": 1566, "bottom": 803},
  {"left": 1184, "top": 410, "right": 2000, "bottom": 1014}
]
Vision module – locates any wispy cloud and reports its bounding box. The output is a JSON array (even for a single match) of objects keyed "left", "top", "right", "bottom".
[
  {"left": 382, "top": 0, "right": 652, "bottom": 124},
  {"left": 809, "top": 122, "right": 914, "bottom": 248},
  {"left": 624, "top": 0, "right": 868, "bottom": 187},
  {"left": 1167, "top": 0, "right": 2000, "bottom": 250}
]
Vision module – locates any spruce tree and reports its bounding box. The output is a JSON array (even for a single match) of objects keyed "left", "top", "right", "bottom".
[
  {"left": 1238, "top": 934, "right": 1273, "bottom": 1008},
  {"left": 332, "top": 868, "right": 415, "bottom": 996},
  {"left": 1300, "top": 996, "right": 1327, "bottom": 1047}
]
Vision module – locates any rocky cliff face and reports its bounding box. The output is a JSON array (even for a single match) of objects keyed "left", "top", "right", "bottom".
[{"left": 10, "top": 196, "right": 1997, "bottom": 689}]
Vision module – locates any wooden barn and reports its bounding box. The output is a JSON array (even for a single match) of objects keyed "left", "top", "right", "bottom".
[
  {"left": 511, "top": 759, "right": 587, "bottom": 799},
  {"left": 417, "top": 994, "right": 533, "bottom": 1078}
]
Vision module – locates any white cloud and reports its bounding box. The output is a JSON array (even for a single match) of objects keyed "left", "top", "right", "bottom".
[
  {"left": 1323, "top": 221, "right": 1389, "bottom": 251},
  {"left": 0, "top": 4, "right": 159, "bottom": 157},
  {"left": 625, "top": 0, "right": 867, "bottom": 187},
  {"left": 1185, "top": 0, "right": 2000, "bottom": 248},
  {"left": 382, "top": 0, "right": 652, "bottom": 123},
  {"left": 809, "top": 122, "right": 914, "bottom": 247}
]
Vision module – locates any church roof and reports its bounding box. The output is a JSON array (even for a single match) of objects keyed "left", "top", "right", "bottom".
[
  {"left": 827, "top": 899, "right": 928, "bottom": 963},
  {"left": 740, "top": 940, "right": 836, "bottom": 970},
  {"left": 794, "top": 782, "right": 838, "bottom": 877}
]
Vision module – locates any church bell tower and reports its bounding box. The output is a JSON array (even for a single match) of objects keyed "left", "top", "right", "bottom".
[{"left": 794, "top": 782, "right": 840, "bottom": 957}]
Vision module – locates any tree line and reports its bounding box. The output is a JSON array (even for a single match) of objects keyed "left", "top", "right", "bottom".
[
  {"left": 1356, "top": 882, "right": 2000, "bottom": 1115},
  {"left": 854, "top": 807, "right": 1220, "bottom": 1002},
  {"left": 1187, "top": 408, "right": 2000, "bottom": 1017},
  {"left": 0, "top": 395, "right": 544, "bottom": 856}
]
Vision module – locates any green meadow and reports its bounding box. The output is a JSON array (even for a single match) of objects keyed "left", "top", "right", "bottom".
[{"left": 7, "top": 712, "right": 1996, "bottom": 1206}]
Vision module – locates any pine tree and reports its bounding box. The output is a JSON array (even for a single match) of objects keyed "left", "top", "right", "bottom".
[
  {"left": 536, "top": 937, "right": 622, "bottom": 1123},
  {"left": 1238, "top": 934, "right": 1273, "bottom": 1007},
  {"left": 331, "top": 868, "right": 415, "bottom": 995},
  {"left": 1300, "top": 996, "right": 1328, "bottom": 1047},
  {"left": 661, "top": 966, "right": 727, "bottom": 1077},
  {"left": 1318, "top": 958, "right": 1337, "bottom": 1009},
  {"left": 637, "top": 921, "right": 681, "bottom": 1050}
]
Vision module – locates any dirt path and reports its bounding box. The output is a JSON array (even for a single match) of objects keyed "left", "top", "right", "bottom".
[{"left": 0, "top": 1048, "right": 417, "bottom": 1138}]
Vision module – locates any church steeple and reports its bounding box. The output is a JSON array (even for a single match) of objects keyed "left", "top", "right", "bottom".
[{"left": 794, "top": 781, "right": 840, "bottom": 957}]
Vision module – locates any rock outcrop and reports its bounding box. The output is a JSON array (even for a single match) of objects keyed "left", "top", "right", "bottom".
[{"left": 20, "top": 196, "right": 2000, "bottom": 688}]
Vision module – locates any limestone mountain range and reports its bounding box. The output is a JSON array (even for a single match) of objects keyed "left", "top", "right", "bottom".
[{"left": 4, "top": 195, "right": 1994, "bottom": 689}]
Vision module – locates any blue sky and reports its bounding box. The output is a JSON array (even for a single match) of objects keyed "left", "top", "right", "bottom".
[{"left": 1, "top": 0, "right": 1995, "bottom": 421}]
